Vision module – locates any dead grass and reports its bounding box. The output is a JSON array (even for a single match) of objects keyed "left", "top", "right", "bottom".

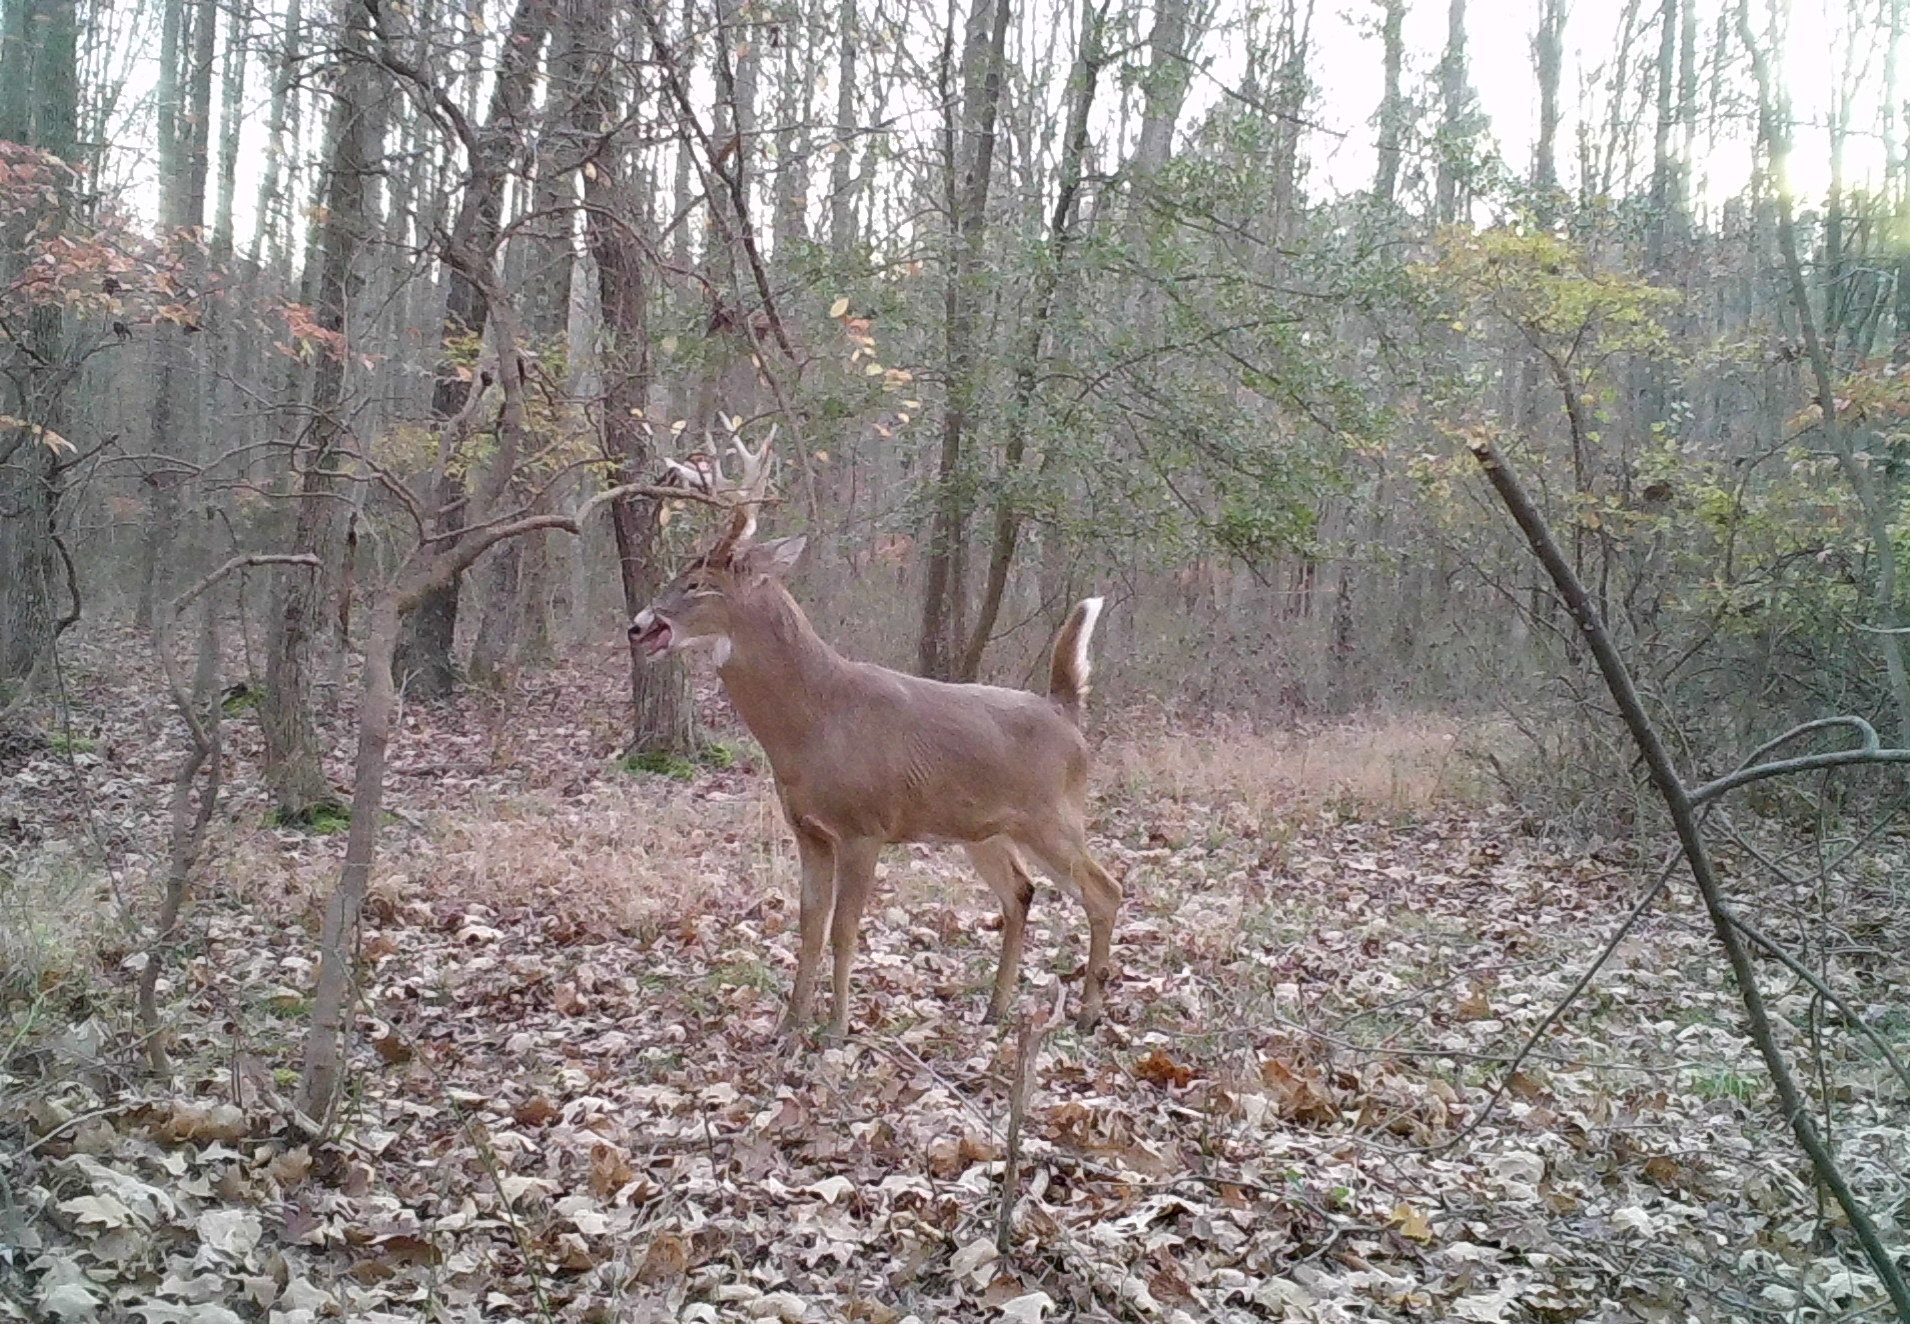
[
  {"left": 395, "top": 715, "right": 1491, "bottom": 925},
  {"left": 391, "top": 778, "right": 796, "bottom": 936},
  {"left": 0, "top": 845, "right": 115, "bottom": 1004},
  {"left": 1100, "top": 711, "right": 1489, "bottom": 823}
]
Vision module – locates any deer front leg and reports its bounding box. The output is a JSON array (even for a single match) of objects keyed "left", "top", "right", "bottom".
[
  {"left": 779, "top": 824, "right": 836, "bottom": 1037},
  {"left": 825, "top": 837, "right": 882, "bottom": 1041}
]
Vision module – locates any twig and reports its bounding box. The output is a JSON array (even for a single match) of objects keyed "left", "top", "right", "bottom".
[
  {"left": 1725, "top": 909, "right": 1910, "bottom": 1098},
  {"left": 996, "top": 981, "right": 1066, "bottom": 1253}
]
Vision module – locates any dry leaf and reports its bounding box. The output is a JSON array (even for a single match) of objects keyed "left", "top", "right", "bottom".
[
  {"left": 635, "top": 1231, "right": 689, "bottom": 1284},
  {"left": 1136, "top": 1048, "right": 1196, "bottom": 1089},
  {"left": 1389, "top": 1201, "right": 1435, "bottom": 1242}
]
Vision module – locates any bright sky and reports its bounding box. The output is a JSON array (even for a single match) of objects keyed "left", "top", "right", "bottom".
[
  {"left": 1281, "top": 0, "right": 1886, "bottom": 210},
  {"left": 97, "top": 0, "right": 1891, "bottom": 248}
]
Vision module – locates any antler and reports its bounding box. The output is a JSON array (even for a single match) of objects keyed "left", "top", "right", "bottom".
[{"left": 670, "top": 419, "right": 776, "bottom": 563}]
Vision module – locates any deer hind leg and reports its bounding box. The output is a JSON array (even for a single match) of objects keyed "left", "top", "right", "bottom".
[
  {"left": 826, "top": 837, "right": 882, "bottom": 1040},
  {"left": 1015, "top": 823, "right": 1121, "bottom": 1030},
  {"left": 963, "top": 838, "right": 1035, "bottom": 1024},
  {"left": 779, "top": 823, "right": 836, "bottom": 1037}
]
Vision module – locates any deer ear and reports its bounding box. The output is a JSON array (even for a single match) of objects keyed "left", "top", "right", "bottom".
[{"left": 738, "top": 535, "right": 806, "bottom": 581}]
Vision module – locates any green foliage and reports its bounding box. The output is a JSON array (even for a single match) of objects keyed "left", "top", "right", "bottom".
[
  {"left": 267, "top": 800, "right": 351, "bottom": 834},
  {"left": 620, "top": 742, "right": 735, "bottom": 781},
  {"left": 1415, "top": 227, "right": 1679, "bottom": 360},
  {"left": 220, "top": 685, "right": 259, "bottom": 715},
  {"left": 622, "top": 750, "right": 697, "bottom": 780}
]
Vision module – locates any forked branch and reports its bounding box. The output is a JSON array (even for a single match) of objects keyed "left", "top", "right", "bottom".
[{"left": 1466, "top": 434, "right": 1910, "bottom": 1322}]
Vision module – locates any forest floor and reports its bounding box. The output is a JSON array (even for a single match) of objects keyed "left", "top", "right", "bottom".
[{"left": 2, "top": 628, "right": 1906, "bottom": 1323}]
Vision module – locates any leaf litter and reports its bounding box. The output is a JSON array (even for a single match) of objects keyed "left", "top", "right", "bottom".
[{"left": 2, "top": 628, "right": 1906, "bottom": 1321}]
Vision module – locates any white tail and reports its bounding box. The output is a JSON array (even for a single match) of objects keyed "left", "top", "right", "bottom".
[{"left": 630, "top": 432, "right": 1120, "bottom": 1038}]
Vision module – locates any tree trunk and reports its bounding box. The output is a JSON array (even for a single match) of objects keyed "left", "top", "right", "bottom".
[
  {"left": 919, "top": 0, "right": 1010, "bottom": 680},
  {"left": 1532, "top": 0, "right": 1563, "bottom": 215},
  {"left": 828, "top": 0, "right": 858, "bottom": 257},
  {"left": 959, "top": 0, "right": 1101, "bottom": 680},
  {"left": 1433, "top": 0, "right": 1469, "bottom": 225},
  {"left": 296, "top": 594, "right": 400, "bottom": 1119},
  {"left": 393, "top": 0, "right": 551, "bottom": 700},
  {"left": 1647, "top": 0, "right": 1680, "bottom": 273},
  {"left": 211, "top": 0, "right": 244, "bottom": 260},
  {"left": 262, "top": 4, "right": 385, "bottom": 819},
  {"left": 1372, "top": 0, "right": 1404, "bottom": 206},
  {"left": 253, "top": 0, "right": 302, "bottom": 269},
  {"left": 135, "top": 0, "right": 193, "bottom": 630},
  {"left": 0, "top": 0, "right": 78, "bottom": 692},
  {"left": 578, "top": 0, "right": 693, "bottom": 752}
]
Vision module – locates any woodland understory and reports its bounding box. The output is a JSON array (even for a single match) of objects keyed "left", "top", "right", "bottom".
[
  {"left": 8, "top": 0, "right": 1910, "bottom": 1312},
  {"left": 1, "top": 630, "right": 1905, "bottom": 1322}
]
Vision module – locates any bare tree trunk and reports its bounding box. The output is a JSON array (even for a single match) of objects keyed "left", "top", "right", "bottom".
[
  {"left": 262, "top": 4, "right": 386, "bottom": 819},
  {"left": 1532, "top": 0, "right": 1563, "bottom": 215},
  {"left": 919, "top": 0, "right": 1010, "bottom": 680},
  {"left": 1372, "top": 0, "right": 1404, "bottom": 205},
  {"left": 393, "top": 0, "right": 551, "bottom": 699},
  {"left": 960, "top": 0, "right": 1102, "bottom": 680},
  {"left": 1133, "top": 0, "right": 1189, "bottom": 188},
  {"left": 0, "top": 0, "right": 77, "bottom": 692},
  {"left": 253, "top": 0, "right": 301, "bottom": 268},
  {"left": 579, "top": 0, "right": 693, "bottom": 752},
  {"left": 1647, "top": 0, "right": 1680, "bottom": 272},
  {"left": 135, "top": 0, "right": 192, "bottom": 631},
  {"left": 827, "top": 0, "right": 858, "bottom": 257},
  {"left": 212, "top": 0, "right": 244, "bottom": 261},
  {"left": 296, "top": 594, "right": 400, "bottom": 1118},
  {"left": 140, "top": 596, "right": 221, "bottom": 1074},
  {"left": 1432, "top": 0, "right": 1469, "bottom": 225},
  {"left": 771, "top": 13, "right": 811, "bottom": 259}
]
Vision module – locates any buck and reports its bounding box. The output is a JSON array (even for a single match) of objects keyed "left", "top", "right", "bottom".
[{"left": 628, "top": 434, "right": 1120, "bottom": 1038}]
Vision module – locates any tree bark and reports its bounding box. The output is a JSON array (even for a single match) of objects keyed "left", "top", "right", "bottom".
[
  {"left": 579, "top": 0, "right": 693, "bottom": 751},
  {"left": 393, "top": 0, "right": 550, "bottom": 700},
  {"left": 252, "top": 0, "right": 302, "bottom": 269},
  {"left": 0, "top": 0, "right": 77, "bottom": 691},
  {"left": 262, "top": 2, "right": 386, "bottom": 819},
  {"left": 959, "top": 0, "right": 1101, "bottom": 680},
  {"left": 296, "top": 594, "right": 400, "bottom": 1119},
  {"left": 1433, "top": 0, "right": 1469, "bottom": 225},
  {"left": 1532, "top": 0, "right": 1563, "bottom": 215},
  {"left": 827, "top": 0, "right": 858, "bottom": 257},
  {"left": 919, "top": 0, "right": 1010, "bottom": 680},
  {"left": 1372, "top": 0, "right": 1404, "bottom": 206}
]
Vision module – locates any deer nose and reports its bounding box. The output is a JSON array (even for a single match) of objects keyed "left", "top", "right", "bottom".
[{"left": 629, "top": 608, "right": 654, "bottom": 639}]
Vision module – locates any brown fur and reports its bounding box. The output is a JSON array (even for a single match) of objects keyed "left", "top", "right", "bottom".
[{"left": 632, "top": 538, "right": 1119, "bottom": 1035}]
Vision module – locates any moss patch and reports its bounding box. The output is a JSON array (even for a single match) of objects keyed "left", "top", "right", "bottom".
[
  {"left": 268, "top": 800, "right": 352, "bottom": 834},
  {"left": 621, "top": 742, "right": 738, "bottom": 781}
]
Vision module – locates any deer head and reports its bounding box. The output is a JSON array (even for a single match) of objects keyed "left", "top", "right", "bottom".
[{"left": 628, "top": 425, "right": 805, "bottom": 665}]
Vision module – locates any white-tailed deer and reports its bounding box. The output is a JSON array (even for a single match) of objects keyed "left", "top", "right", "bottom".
[{"left": 628, "top": 432, "right": 1119, "bottom": 1036}]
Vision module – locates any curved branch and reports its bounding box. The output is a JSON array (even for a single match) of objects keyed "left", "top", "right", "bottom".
[{"left": 1691, "top": 750, "right": 1910, "bottom": 807}]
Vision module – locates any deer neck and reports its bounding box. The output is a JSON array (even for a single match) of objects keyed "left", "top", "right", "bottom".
[{"left": 716, "top": 585, "right": 845, "bottom": 754}]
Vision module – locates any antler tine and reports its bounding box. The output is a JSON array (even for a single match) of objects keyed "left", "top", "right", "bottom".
[{"left": 693, "top": 418, "right": 777, "bottom": 559}]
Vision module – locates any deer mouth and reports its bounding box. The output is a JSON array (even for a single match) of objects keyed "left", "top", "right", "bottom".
[{"left": 629, "top": 614, "right": 674, "bottom": 658}]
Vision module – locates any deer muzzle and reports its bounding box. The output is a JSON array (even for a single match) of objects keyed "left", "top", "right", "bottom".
[{"left": 628, "top": 608, "right": 674, "bottom": 659}]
